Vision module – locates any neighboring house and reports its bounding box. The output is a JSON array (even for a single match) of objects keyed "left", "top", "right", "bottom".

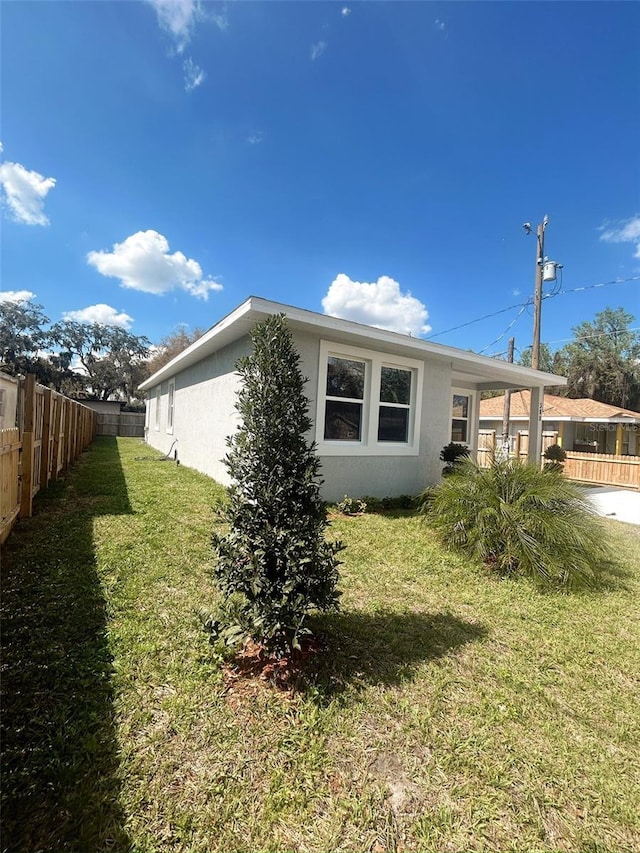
[
  {"left": 81, "top": 400, "right": 123, "bottom": 416},
  {"left": 138, "top": 297, "right": 565, "bottom": 500},
  {"left": 479, "top": 391, "right": 640, "bottom": 457},
  {"left": 0, "top": 373, "right": 19, "bottom": 430}
]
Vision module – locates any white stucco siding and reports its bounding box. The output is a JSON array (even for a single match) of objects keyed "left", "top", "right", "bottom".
[
  {"left": 291, "top": 330, "right": 453, "bottom": 500},
  {"left": 144, "top": 336, "right": 251, "bottom": 482},
  {"left": 144, "top": 327, "right": 458, "bottom": 500}
]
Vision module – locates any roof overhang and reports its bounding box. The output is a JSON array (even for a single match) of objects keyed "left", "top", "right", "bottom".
[
  {"left": 139, "top": 296, "right": 568, "bottom": 392},
  {"left": 479, "top": 414, "right": 640, "bottom": 424}
]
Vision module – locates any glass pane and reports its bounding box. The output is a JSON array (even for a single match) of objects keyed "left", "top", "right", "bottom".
[
  {"left": 326, "top": 357, "right": 365, "bottom": 400},
  {"left": 452, "top": 394, "right": 469, "bottom": 418},
  {"left": 324, "top": 400, "right": 362, "bottom": 440},
  {"left": 380, "top": 367, "right": 411, "bottom": 405},
  {"left": 452, "top": 419, "right": 467, "bottom": 443},
  {"left": 378, "top": 406, "right": 409, "bottom": 443}
]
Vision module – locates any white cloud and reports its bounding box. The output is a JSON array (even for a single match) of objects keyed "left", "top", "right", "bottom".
[
  {"left": 183, "top": 57, "right": 206, "bottom": 92},
  {"left": 0, "top": 157, "right": 56, "bottom": 226},
  {"left": 599, "top": 215, "right": 640, "bottom": 259},
  {"left": 87, "top": 229, "right": 223, "bottom": 300},
  {"left": 148, "top": 0, "right": 202, "bottom": 52},
  {"left": 0, "top": 289, "right": 36, "bottom": 303},
  {"left": 435, "top": 19, "right": 446, "bottom": 31},
  {"left": 62, "top": 304, "right": 134, "bottom": 329},
  {"left": 246, "top": 130, "right": 264, "bottom": 145},
  {"left": 310, "top": 41, "right": 327, "bottom": 61},
  {"left": 210, "top": 9, "right": 229, "bottom": 31},
  {"left": 322, "top": 274, "right": 431, "bottom": 337},
  {"left": 512, "top": 288, "right": 521, "bottom": 297},
  {"left": 341, "top": 7, "right": 351, "bottom": 16}
]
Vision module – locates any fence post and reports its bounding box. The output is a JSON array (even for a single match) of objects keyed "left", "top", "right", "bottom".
[
  {"left": 19, "top": 375, "right": 36, "bottom": 518},
  {"left": 39, "top": 388, "right": 52, "bottom": 491}
]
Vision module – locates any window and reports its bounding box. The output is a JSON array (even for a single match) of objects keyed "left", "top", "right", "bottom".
[
  {"left": 167, "top": 379, "right": 175, "bottom": 434},
  {"left": 155, "top": 386, "right": 161, "bottom": 430},
  {"left": 451, "top": 392, "right": 471, "bottom": 444},
  {"left": 324, "top": 356, "right": 365, "bottom": 440},
  {"left": 378, "top": 366, "right": 412, "bottom": 442},
  {"left": 317, "top": 341, "right": 422, "bottom": 456}
]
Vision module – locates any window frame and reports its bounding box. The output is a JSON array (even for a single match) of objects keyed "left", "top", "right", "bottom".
[
  {"left": 166, "top": 378, "right": 175, "bottom": 434},
  {"left": 451, "top": 389, "right": 473, "bottom": 446},
  {"left": 316, "top": 340, "right": 423, "bottom": 456},
  {"left": 154, "top": 386, "right": 161, "bottom": 431}
]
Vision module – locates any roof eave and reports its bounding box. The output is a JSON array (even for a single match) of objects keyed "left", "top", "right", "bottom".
[{"left": 138, "top": 295, "right": 568, "bottom": 392}]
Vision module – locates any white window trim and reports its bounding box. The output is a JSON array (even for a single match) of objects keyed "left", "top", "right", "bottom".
[
  {"left": 451, "top": 388, "right": 473, "bottom": 446},
  {"left": 155, "top": 386, "right": 161, "bottom": 431},
  {"left": 316, "top": 340, "right": 423, "bottom": 456},
  {"left": 166, "top": 378, "right": 175, "bottom": 434}
]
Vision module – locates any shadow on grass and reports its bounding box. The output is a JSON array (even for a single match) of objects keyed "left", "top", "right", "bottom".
[
  {"left": 305, "top": 609, "right": 487, "bottom": 701},
  {"left": 1, "top": 436, "right": 132, "bottom": 853}
]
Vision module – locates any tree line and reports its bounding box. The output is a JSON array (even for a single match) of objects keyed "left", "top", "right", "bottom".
[
  {"left": 516, "top": 307, "right": 640, "bottom": 411},
  {"left": 0, "top": 298, "right": 204, "bottom": 406}
]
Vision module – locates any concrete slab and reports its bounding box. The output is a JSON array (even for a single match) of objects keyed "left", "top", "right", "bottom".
[{"left": 582, "top": 486, "right": 640, "bottom": 526}]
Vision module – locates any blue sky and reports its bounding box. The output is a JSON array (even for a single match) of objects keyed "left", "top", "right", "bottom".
[{"left": 1, "top": 0, "right": 639, "bottom": 359}]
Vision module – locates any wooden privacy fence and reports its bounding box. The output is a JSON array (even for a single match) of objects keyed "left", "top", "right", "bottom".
[
  {"left": 476, "top": 429, "right": 639, "bottom": 490},
  {"left": 0, "top": 374, "right": 97, "bottom": 545},
  {"left": 96, "top": 411, "right": 145, "bottom": 437},
  {"left": 0, "top": 427, "right": 21, "bottom": 545},
  {"left": 563, "top": 451, "right": 639, "bottom": 490}
]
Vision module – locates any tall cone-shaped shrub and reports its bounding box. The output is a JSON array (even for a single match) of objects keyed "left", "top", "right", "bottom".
[{"left": 210, "top": 314, "right": 343, "bottom": 656}]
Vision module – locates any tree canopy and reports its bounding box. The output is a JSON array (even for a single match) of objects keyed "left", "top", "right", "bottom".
[
  {"left": 0, "top": 298, "right": 150, "bottom": 402},
  {"left": 553, "top": 307, "right": 640, "bottom": 410},
  {"left": 50, "top": 321, "right": 150, "bottom": 401},
  {"left": 144, "top": 326, "right": 205, "bottom": 378}
]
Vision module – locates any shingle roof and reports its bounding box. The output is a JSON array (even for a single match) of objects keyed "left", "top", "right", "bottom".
[{"left": 479, "top": 391, "right": 640, "bottom": 421}]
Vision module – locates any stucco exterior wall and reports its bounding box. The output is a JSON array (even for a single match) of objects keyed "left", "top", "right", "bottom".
[
  {"left": 145, "top": 336, "right": 251, "bottom": 483},
  {"left": 316, "top": 358, "right": 451, "bottom": 500},
  {"left": 144, "top": 329, "right": 456, "bottom": 500}
]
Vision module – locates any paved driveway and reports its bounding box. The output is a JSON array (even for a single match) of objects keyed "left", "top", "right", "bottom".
[{"left": 582, "top": 486, "right": 640, "bottom": 526}]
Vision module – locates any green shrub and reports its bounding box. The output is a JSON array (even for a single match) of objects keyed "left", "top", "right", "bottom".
[
  {"left": 439, "top": 442, "right": 470, "bottom": 474},
  {"left": 337, "top": 495, "right": 367, "bottom": 515},
  {"left": 420, "top": 457, "right": 611, "bottom": 589},
  {"left": 210, "top": 315, "right": 343, "bottom": 656},
  {"left": 543, "top": 443, "right": 568, "bottom": 471},
  {"left": 337, "top": 494, "right": 417, "bottom": 514}
]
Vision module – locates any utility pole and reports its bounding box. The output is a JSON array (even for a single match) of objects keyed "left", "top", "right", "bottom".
[
  {"left": 501, "top": 336, "right": 515, "bottom": 456},
  {"left": 531, "top": 219, "right": 546, "bottom": 371}
]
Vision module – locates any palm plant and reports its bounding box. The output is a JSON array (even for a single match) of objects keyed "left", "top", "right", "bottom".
[{"left": 420, "top": 457, "right": 611, "bottom": 588}]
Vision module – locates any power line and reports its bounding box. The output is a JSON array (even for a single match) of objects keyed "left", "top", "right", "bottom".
[
  {"left": 542, "top": 326, "right": 640, "bottom": 347},
  {"left": 425, "top": 301, "right": 528, "bottom": 341},
  {"left": 426, "top": 275, "right": 639, "bottom": 343},
  {"left": 478, "top": 303, "right": 529, "bottom": 355},
  {"left": 543, "top": 274, "right": 640, "bottom": 300}
]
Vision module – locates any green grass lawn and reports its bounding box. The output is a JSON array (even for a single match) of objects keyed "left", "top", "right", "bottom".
[{"left": 2, "top": 436, "right": 639, "bottom": 853}]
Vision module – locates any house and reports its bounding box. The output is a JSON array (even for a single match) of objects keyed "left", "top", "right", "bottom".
[
  {"left": 138, "top": 297, "right": 565, "bottom": 500},
  {"left": 0, "top": 372, "right": 19, "bottom": 430},
  {"left": 479, "top": 391, "right": 640, "bottom": 457},
  {"left": 81, "top": 399, "right": 124, "bottom": 416}
]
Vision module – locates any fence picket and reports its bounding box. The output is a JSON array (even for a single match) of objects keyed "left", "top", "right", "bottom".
[{"left": 0, "top": 373, "right": 97, "bottom": 544}]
